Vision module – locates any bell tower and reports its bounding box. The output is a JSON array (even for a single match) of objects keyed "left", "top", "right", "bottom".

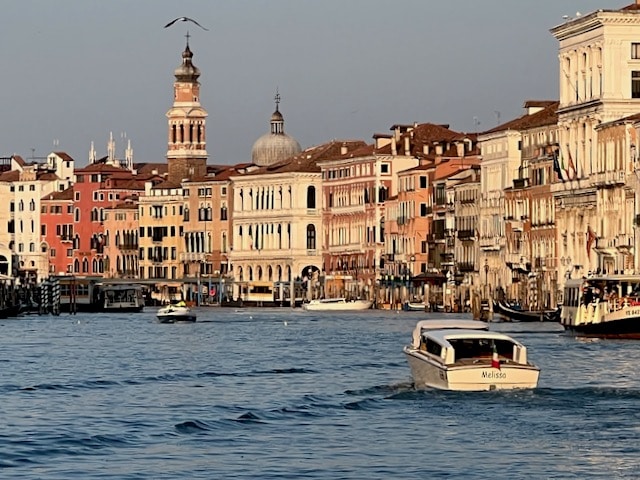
[{"left": 166, "top": 33, "right": 208, "bottom": 182}]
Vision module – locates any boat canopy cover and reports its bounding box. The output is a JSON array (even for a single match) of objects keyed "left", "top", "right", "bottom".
[{"left": 410, "top": 320, "right": 488, "bottom": 347}]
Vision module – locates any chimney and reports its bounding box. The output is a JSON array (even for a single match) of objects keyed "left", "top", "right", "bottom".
[
  {"left": 341, "top": 143, "right": 348, "bottom": 155},
  {"left": 391, "top": 136, "right": 397, "bottom": 156}
]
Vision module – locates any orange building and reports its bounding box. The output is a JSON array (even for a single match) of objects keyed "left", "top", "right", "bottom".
[{"left": 41, "top": 187, "right": 75, "bottom": 276}]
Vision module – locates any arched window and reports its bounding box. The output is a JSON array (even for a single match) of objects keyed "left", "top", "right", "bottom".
[
  {"left": 74, "top": 259, "right": 80, "bottom": 273},
  {"left": 82, "top": 258, "right": 89, "bottom": 273},
  {"left": 306, "top": 224, "right": 316, "bottom": 250},
  {"left": 307, "top": 186, "right": 316, "bottom": 209}
]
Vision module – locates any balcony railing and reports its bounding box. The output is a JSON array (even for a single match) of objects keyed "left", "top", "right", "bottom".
[
  {"left": 591, "top": 170, "right": 626, "bottom": 187},
  {"left": 457, "top": 262, "right": 475, "bottom": 272},
  {"left": 457, "top": 229, "right": 475, "bottom": 240}
]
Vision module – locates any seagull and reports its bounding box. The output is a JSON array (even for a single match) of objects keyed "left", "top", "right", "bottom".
[{"left": 164, "top": 16, "right": 209, "bottom": 31}]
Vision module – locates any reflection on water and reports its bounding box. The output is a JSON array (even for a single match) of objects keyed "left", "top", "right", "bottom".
[{"left": 0, "top": 310, "right": 639, "bottom": 478}]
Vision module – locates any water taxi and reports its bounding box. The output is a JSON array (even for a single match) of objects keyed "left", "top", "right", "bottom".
[{"left": 403, "top": 319, "right": 540, "bottom": 391}]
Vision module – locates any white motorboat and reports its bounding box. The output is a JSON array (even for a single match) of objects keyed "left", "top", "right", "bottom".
[
  {"left": 302, "top": 298, "right": 373, "bottom": 311},
  {"left": 403, "top": 319, "right": 540, "bottom": 391},
  {"left": 156, "top": 303, "right": 196, "bottom": 323},
  {"left": 405, "top": 302, "right": 427, "bottom": 312}
]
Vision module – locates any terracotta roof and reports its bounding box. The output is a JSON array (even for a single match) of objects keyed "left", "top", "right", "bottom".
[
  {"left": 36, "top": 172, "right": 59, "bottom": 181},
  {"left": 481, "top": 101, "right": 559, "bottom": 135},
  {"left": 134, "top": 162, "right": 168, "bottom": 175},
  {"left": 150, "top": 180, "right": 182, "bottom": 190},
  {"left": 245, "top": 140, "right": 368, "bottom": 175},
  {"left": 622, "top": 2, "right": 640, "bottom": 11},
  {"left": 75, "top": 163, "right": 130, "bottom": 173},
  {"left": 42, "top": 187, "right": 74, "bottom": 201},
  {"left": 0, "top": 170, "right": 20, "bottom": 182},
  {"left": 12, "top": 156, "right": 25, "bottom": 167},
  {"left": 52, "top": 151, "right": 74, "bottom": 161}
]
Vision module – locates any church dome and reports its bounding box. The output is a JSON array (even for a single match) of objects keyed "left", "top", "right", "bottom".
[
  {"left": 251, "top": 95, "right": 301, "bottom": 166},
  {"left": 251, "top": 130, "right": 302, "bottom": 166}
]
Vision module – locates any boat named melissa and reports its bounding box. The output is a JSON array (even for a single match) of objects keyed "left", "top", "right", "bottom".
[
  {"left": 561, "top": 275, "right": 640, "bottom": 338},
  {"left": 302, "top": 298, "right": 373, "bottom": 311},
  {"left": 403, "top": 319, "right": 540, "bottom": 391}
]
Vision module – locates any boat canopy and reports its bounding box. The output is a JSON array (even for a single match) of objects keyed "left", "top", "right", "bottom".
[{"left": 410, "top": 320, "right": 488, "bottom": 348}]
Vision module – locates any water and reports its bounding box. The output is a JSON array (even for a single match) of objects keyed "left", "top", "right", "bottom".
[{"left": 1, "top": 309, "right": 639, "bottom": 479}]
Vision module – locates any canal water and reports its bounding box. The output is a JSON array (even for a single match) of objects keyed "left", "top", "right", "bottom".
[{"left": 1, "top": 308, "right": 639, "bottom": 479}]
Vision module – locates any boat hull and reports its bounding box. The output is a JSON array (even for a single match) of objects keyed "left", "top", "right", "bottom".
[
  {"left": 494, "top": 301, "right": 557, "bottom": 322},
  {"left": 156, "top": 306, "right": 196, "bottom": 323},
  {"left": 404, "top": 349, "right": 540, "bottom": 391},
  {"left": 562, "top": 315, "right": 640, "bottom": 339},
  {"left": 302, "top": 299, "right": 372, "bottom": 311}
]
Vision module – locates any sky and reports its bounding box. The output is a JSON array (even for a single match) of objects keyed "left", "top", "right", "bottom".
[{"left": 0, "top": 0, "right": 616, "bottom": 166}]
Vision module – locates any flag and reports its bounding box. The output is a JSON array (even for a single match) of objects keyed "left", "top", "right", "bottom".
[
  {"left": 586, "top": 226, "right": 596, "bottom": 260},
  {"left": 553, "top": 150, "right": 568, "bottom": 182},
  {"left": 491, "top": 343, "right": 501, "bottom": 370},
  {"left": 567, "top": 148, "right": 577, "bottom": 180}
]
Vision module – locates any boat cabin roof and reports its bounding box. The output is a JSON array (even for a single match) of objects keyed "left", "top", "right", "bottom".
[
  {"left": 427, "top": 329, "right": 520, "bottom": 346},
  {"left": 410, "top": 320, "right": 488, "bottom": 348}
]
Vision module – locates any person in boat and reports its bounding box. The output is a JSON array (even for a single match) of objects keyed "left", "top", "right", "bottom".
[{"left": 176, "top": 300, "right": 186, "bottom": 307}]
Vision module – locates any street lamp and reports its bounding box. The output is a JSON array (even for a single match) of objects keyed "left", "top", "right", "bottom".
[{"left": 484, "top": 259, "right": 489, "bottom": 298}]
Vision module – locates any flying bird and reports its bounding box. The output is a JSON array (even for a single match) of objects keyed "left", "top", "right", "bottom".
[{"left": 164, "top": 17, "right": 209, "bottom": 31}]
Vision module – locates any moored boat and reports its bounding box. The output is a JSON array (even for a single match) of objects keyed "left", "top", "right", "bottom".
[
  {"left": 156, "top": 302, "right": 196, "bottom": 323},
  {"left": 404, "top": 302, "right": 427, "bottom": 312},
  {"left": 302, "top": 298, "right": 372, "bottom": 311},
  {"left": 403, "top": 319, "right": 540, "bottom": 391},
  {"left": 493, "top": 300, "right": 558, "bottom": 322},
  {"left": 561, "top": 275, "right": 640, "bottom": 338}
]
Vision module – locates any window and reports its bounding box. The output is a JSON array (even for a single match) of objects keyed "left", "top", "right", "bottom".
[
  {"left": 633, "top": 71, "right": 640, "bottom": 98},
  {"left": 380, "top": 163, "right": 389, "bottom": 174},
  {"left": 420, "top": 176, "right": 427, "bottom": 189},
  {"left": 306, "top": 224, "right": 316, "bottom": 250},
  {"left": 632, "top": 43, "right": 640, "bottom": 59},
  {"left": 307, "top": 186, "right": 316, "bottom": 209},
  {"left": 220, "top": 205, "right": 227, "bottom": 220},
  {"left": 420, "top": 203, "right": 428, "bottom": 216}
]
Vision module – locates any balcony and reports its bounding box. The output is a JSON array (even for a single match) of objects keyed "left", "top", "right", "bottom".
[
  {"left": 179, "top": 252, "right": 208, "bottom": 262},
  {"left": 479, "top": 236, "right": 501, "bottom": 251},
  {"left": 534, "top": 257, "right": 546, "bottom": 269},
  {"left": 428, "top": 233, "right": 446, "bottom": 243},
  {"left": 117, "top": 242, "right": 139, "bottom": 251},
  {"left": 509, "top": 220, "right": 523, "bottom": 232},
  {"left": 591, "top": 170, "right": 626, "bottom": 187},
  {"left": 457, "top": 229, "right": 475, "bottom": 240},
  {"left": 397, "top": 215, "right": 408, "bottom": 225},
  {"left": 614, "top": 234, "right": 633, "bottom": 249},
  {"left": 457, "top": 262, "right": 475, "bottom": 272}
]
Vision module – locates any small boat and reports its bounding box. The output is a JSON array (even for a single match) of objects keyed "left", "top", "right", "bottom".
[
  {"left": 156, "top": 302, "right": 196, "bottom": 323},
  {"left": 302, "top": 298, "right": 373, "bottom": 311},
  {"left": 404, "top": 302, "right": 427, "bottom": 311},
  {"left": 403, "top": 319, "right": 540, "bottom": 391},
  {"left": 493, "top": 300, "right": 558, "bottom": 322},
  {"left": 561, "top": 275, "right": 640, "bottom": 338}
]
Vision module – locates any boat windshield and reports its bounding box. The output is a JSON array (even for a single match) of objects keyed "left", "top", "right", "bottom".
[{"left": 448, "top": 338, "right": 513, "bottom": 363}]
